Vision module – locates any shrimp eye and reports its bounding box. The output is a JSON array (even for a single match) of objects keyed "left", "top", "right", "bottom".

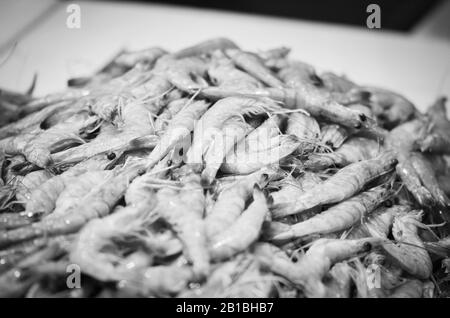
[
  {"left": 362, "top": 242, "right": 372, "bottom": 252},
  {"left": 384, "top": 200, "right": 393, "bottom": 208},
  {"left": 107, "top": 153, "right": 116, "bottom": 160},
  {"left": 359, "top": 114, "right": 367, "bottom": 122},
  {"left": 354, "top": 122, "right": 362, "bottom": 129},
  {"left": 325, "top": 140, "right": 334, "bottom": 148}
]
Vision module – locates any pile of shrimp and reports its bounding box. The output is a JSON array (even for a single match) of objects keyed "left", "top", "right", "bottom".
[{"left": 1, "top": 38, "right": 450, "bottom": 298}]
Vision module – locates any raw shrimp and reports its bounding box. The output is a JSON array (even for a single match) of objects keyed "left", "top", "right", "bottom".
[
  {"left": 270, "top": 171, "right": 323, "bottom": 219},
  {"left": 257, "top": 46, "right": 291, "bottom": 62},
  {"left": 15, "top": 170, "right": 53, "bottom": 204},
  {"left": 320, "top": 72, "right": 356, "bottom": 93},
  {"left": 156, "top": 173, "right": 209, "bottom": 279},
  {"left": 147, "top": 101, "right": 209, "bottom": 167},
  {"left": 320, "top": 124, "right": 348, "bottom": 149},
  {"left": 70, "top": 200, "right": 157, "bottom": 282},
  {"left": 0, "top": 164, "right": 141, "bottom": 248},
  {"left": 200, "top": 86, "right": 371, "bottom": 130},
  {"left": 255, "top": 238, "right": 381, "bottom": 297},
  {"left": 418, "top": 97, "right": 450, "bottom": 154},
  {"left": 271, "top": 185, "right": 391, "bottom": 241},
  {"left": 286, "top": 112, "right": 321, "bottom": 153},
  {"left": 153, "top": 98, "right": 191, "bottom": 134},
  {"left": 350, "top": 86, "right": 418, "bottom": 129},
  {"left": 154, "top": 55, "right": 208, "bottom": 91},
  {"left": 304, "top": 137, "right": 380, "bottom": 171},
  {"left": 225, "top": 49, "right": 284, "bottom": 88},
  {"left": 389, "top": 280, "right": 424, "bottom": 298},
  {"left": 277, "top": 60, "right": 321, "bottom": 88},
  {"left": 346, "top": 205, "right": 410, "bottom": 239},
  {"left": 382, "top": 211, "right": 433, "bottom": 279},
  {"left": 118, "top": 265, "right": 195, "bottom": 297},
  {"left": 325, "top": 262, "right": 353, "bottom": 298},
  {"left": 221, "top": 135, "right": 299, "bottom": 175},
  {"left": 273, "top": 152, "right": 397, "bottom": 218},
  {"left": 172, "top": 37, "right": 239, "bottom": 59},
  {"left": 205, "top": 170, "right": 271, "bottom": 239},
  {"left": 208, "top": 51, "right": 263, "bottom": 90},
  {"left": 385, "top": 119, "right": 435, "bottom": 206},
  {"left": 186, "top": 96, "right": 281, "bottom": 166},
  {"left": 0, "top": 98, "right": 78, "bottom": 140},
  {"left": 201, "top": 117, "right": 254, "bottom": 185},
  {"left": 209, "top": 186, "right": 269, "bottom": 261}
]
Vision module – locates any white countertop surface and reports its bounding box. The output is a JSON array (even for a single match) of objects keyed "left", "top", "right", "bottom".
[{"left": 0, "top": 0, "right": 449, "bottom": 111}]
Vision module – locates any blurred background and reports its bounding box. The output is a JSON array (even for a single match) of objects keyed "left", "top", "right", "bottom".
[
  {"left": 0, "top": 0, "right": 449, "bottom": 107},
  {"left": 128, "top": 0, "right": 446, "bottom": 32}
]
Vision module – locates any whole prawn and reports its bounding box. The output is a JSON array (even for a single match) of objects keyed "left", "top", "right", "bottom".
[
  {"left": 155, "top": 173, "right": 209, "bottom": 279},
  {"left": 382, "top": 210, "right": 433, "bottom": 279},
  {"left": 209, "top": 186, "right": 269, "bottom": 261},
  {"left": 304, "top": 137, "right": 380, "bottom": 171},
  {"left": 270, "top": 185, "right": 392, "bottom": 241},
  {"left": 186, "top": 96, "right": 281, "bottom": 167},
  {"left": 273, "top": 151, "right": 397, "bottom": 218},
  {"left": 0, "top": 163, "right": 142, "bottom": 248},
  {"left": 255, "top": 238, "right": 381, "bottom": 297}
]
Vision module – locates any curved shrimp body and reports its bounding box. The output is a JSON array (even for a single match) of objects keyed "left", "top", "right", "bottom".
[
  {"left": 118, "top": 265, "right": 195, "bottom": 297},
  {"left": 256, "top": 238, "right": 380, "bottom": 297},
  {"left": 350, "top": 86, "right": 417, "bottom": 129},
  {"left": 201, "top": 117, "right": 254, "bottom": 185},
  {"left": 0, "top": 100, "right": 73, "bottom": 140},
  {"left": 156, "top": 173, "right": 209, "bottom": 279},
  {"left": 153, "top": 98, "right": 190, "bottom": 134},
  {"left": 186, "top": 96, "right": 281, "bottom": 166},
  {"left": 382, "top": 211, "right": 432, "bottom": 279},
  {"left": 15, "top": 170, "right": 53, "bottom": 204},
  {"left": 271, "top": 185, "right": 391, "bottom": 241},
  {"left": 320, "top": 72, "right": 356, "bottom": 93},
  {"left": 346, "top": 205, "right": 410, "bottom": 239},
  {"left": 201, "top": 86, "right": 370, "bottom": 130},
  {"left": 154, "top": 56, "right": 208, "bottom": 91},
  {"left": 209, "top": 186, "right": 269, "bottom": 261},
  {"left": 286, "top": 112, "right": 321, "bottom": 153},
  {"left": 304, "top": 137, "right": 380, "bottom": 171},
  {"left": 270, "top": 171, "right": 323, "bottom": 218},
  {"left": 205, "top": 170, "right": 270, "bottom": 239},
  {"left": 172, "top": 37, "right": 239, "bottom": 59},
  {"left": 225, "top": 49, "right": 284, "bottom": 88},
  {"left": 273, "top": 152, "right": 397, "bottom": 218},
  {"left": 0, "top": 165, "right": 140, "bottom": 249},
  {"left": 320, "top": 124, "right": 348, "bottom": 149},
  {"left": 418, "top": 97, "right": 450, "bottom": 154},
  {"left": 0, "top": 130, "right": 51, "bottom": 168},
  {"left": 70, "top": 201, "right": 155, "bottom": 282},
  {"left": 208, "top": 51, "right": 263, "bottom": 90},
  {"left": 277, "top": 60, "right": 321, "bottom": 88},
  {"left": 387, "top": 118, "right": 448, "bottom": 206},
  {"left": 221, "top": 134, "right": 299, "bottom": 175}
]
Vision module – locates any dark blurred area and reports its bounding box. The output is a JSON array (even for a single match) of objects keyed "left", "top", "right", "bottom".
[{"left": 106, "top": 0, "right": 442, "bottom": 31}]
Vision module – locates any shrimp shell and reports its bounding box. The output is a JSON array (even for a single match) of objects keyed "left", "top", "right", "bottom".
[
  {"left": 205, "top": 169, "right": 270, "bottom": 239},
  {"left": 382, "top": 211, "right": 433, "bottom": 279},
  {"left": 209, "top": 186, "right": 269, "bottom": 261},
  {"left": 273, "top": 151, "right": 397, "bottom": 218},
  {"left": 270, "top": 185, "right": 391, "bottom": 241},
  {"left": 320, "top": 124, "right": 348, "bottom": 149},
  {"left": 225, "top": 49, "right": 284, "bottom": 88},
  {"left": 304, "top": 137, "right": 380, "bottom": 171},
  {"left": 156, "top": 173, "right": 209, "bottom": 279}
]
